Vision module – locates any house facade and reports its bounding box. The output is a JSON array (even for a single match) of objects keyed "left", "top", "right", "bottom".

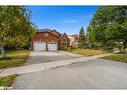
[
  {"left": 32, "top": 29, "right": 70, "bottom": 51},
  {"left": 68, "top": 34, "right": 78, "bottom": 47}
]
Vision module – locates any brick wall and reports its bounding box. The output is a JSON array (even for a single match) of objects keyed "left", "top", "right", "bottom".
[
  {"left": 59, "top": 33, "right": 70, "bottom": 49},
  {"left": 32, "top": 32, "right": 59, "bottom": 50}
]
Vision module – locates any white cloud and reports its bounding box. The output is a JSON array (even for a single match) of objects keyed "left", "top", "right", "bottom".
[{"left": 60, "top": 19, "right": 78, "bottom": 23}]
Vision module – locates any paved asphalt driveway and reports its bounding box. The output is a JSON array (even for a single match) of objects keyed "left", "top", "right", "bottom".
[
  {"left": 25, "top": 51, "right": 81, "bottom": 65},
  {"left": 12, "top": 56, "right": 127, "bottom": 89}
]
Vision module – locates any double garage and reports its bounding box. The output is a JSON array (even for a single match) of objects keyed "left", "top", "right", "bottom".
[
  {"left": 33, "top": 41, "right": 57, "bottom": 51},
  {"left": 32, "top": 30, "right": 70, "bottom": 51},
  {"left": 32, "top": 32, "right": 59, "bottom": 51}
]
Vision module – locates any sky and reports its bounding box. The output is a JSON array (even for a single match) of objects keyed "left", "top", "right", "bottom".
[{"left": 26, "top": 6, "right": 99, "bottom": 35}]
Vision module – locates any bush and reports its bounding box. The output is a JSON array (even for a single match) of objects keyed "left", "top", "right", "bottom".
[
  {"left": 71, "top": 46, "right": 78, "bottom": 49},
  {"left": 115, "top": 50, "right": 125, "bottom": 54},
  {"left": 101, "top": 46, "right": 113, "bottom": 52},
  {"left": 116, "top": 42, "right": 124, "bottom": 52},
  {"left": 62, "top": 47, "right": 72, "bottom": 52}
]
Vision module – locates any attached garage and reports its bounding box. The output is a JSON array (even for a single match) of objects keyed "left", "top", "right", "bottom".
[
  {"left": 33, "top": 41, "right": 57, "bottom": 51},
  {"left": 48, "top": 42, "right": 57, "bottom": 51},
  {"left": 33, "top": 41, "right": 46, "bottom": 51},
  {"left": 32, "top": 29, "right": 69, "bottom": 51}
]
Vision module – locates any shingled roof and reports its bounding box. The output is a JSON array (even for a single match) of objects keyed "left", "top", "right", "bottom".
[{"left": 38, "top": 29, "right": 52, "bottom": 32}]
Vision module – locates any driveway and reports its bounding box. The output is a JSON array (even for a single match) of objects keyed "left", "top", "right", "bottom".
[
  {"left": 12, "top": 58, "right": 127, "bottom": 89},
  {"left": 0, "top": 52, "right": 111, "bottom": 77},
  {"left": 25, "top": 51, "right": 82, "bottom": 65}
]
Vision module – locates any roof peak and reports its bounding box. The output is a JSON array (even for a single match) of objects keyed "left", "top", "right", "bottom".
[{"left": 38, "top": 29, "right": 52, "bottom": 32}]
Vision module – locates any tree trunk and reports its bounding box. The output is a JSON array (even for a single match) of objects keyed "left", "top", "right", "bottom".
[
  {"left": 0, "top": 41, "right": 6, "bottom": 58},
  {"left": 0, "top": 47, "right": 6, "bottom": 58},
  {"left": 123, "top": 41, "right": 126, "bottom": 51},
  {"left": 90, "top": 43, "right": 93, "bottom": 50}
]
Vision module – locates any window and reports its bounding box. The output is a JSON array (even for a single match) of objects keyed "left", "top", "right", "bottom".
[
  {"left": 63, "top": 39, "right": 66, "bottom": 42},
  {"left": 65, "top": 43, "right": 67, "bottom": 46},
  {"left": 62, "top": 38, "right": 67, "bottom": 47}
]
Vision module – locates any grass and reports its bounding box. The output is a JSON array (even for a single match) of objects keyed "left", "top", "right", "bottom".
[
  {"left": 70, "top": 49, "right": 109, "bottom": 56},
  {"left": 103, "top": 53, "right": 127, "bottom": 63},
  {"left": 0, "top": 74, "right": 18, "bottom": 87},
  {"left": 0, "top": 50, "right": 30, "bottom": 69}
]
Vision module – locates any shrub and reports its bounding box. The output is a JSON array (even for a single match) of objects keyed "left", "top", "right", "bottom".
[
  {"left": 101, "top": 46, "right": 113, "bottom": 52},
  {"left": 62, "top": 47, "right": 72, "bottom": 52},
  {"left": 71, "top": 46, "right": 77, "bottom": 49},
  {"left": 116, "top": 42, "right": 124, "bottom": 52}
]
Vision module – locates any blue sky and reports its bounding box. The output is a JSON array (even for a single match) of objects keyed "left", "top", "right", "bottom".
[{"left": 26, "top": 6, "right": 99, "bottom": 35}]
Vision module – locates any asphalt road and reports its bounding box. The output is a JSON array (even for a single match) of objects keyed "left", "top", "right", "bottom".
[{"left": 12, "top": 58, "right": 127, "bottom": 89}]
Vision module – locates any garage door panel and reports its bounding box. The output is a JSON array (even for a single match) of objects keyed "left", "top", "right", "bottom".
[
  {"left": 48, "top": 42, "right": 57, "bottom": 51},
  {"left": 34, "top": 41, "right": 46, "bottom": 51}
]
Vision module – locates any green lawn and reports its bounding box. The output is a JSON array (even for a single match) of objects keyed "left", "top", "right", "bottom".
[
  {"left": 70, "top": 49, "right": 109, "bottom": 56},
  {"left": 103, "top": 54, "right": 127, "bottom": 63},
  {"left": 0, "top": 74, "right": 17, "bottom": 87},
  {"left": 0, "top": 50, "right": 30, "bottom": 69}
]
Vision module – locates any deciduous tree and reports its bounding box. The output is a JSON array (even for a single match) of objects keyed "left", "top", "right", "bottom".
[
  {"left": 87, "top": 6, "right": 127, "bottom": 50},
  {"left": 0, "top": 6, "right": 36, "bottom": 58}
]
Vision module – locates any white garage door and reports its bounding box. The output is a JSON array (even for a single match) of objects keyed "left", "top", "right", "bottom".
[
  {"left": 33, "top": 41, "right": 46, "bottom": 51},
  {"left": 48, "top": 42, "right": 57, "bottom": 51}
]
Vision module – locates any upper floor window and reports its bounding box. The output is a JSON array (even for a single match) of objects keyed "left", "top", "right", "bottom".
[{"left": 63, "top": 38, "right": 66, "bottom": 42}]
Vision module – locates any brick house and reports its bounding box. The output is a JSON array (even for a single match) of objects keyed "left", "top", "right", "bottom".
[
  {"left": 68, "top": 34, "right": 78, "bottom": 47},
  {"left": 32, "top": 29, "right": 70, "bottom": 51}
]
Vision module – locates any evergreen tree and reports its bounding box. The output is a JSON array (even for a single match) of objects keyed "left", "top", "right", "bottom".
[{"left": 78, "top": 27, "right": 86, "bottom": 48}]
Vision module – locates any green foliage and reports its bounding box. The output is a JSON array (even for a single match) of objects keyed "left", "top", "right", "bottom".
[
  {"left": 116, "top": 42, "right": 124, "bottom": 52},
  {"left": 62, "top": 47, "right": 72, "bottom": 52},
  {"left": 87, "top": 6, "right": 127, "bottom": 49},
  {"left": 103, "top": 54, "right": 127, "bottom": 63},
  {"left": 0, "top": 6, "right": 37, "bottom": 53},
  {"left": 0, "top": 50, "right": 30, "bottom": 69},
  {"left": 101, "top": 46, "right": 114, "bottom": 52},
  {"left": 0, "top": 74, "right": 17, "bottom": 87},
  {"left": 77, "top": 27, "right": 86, "bottom": 48}
]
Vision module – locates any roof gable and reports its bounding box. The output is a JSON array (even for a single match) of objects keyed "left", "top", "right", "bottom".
[
  {"left": 60, "top": 33, "right": 69, "bottom": 41},
  {"left": 37, "top": 29, "right": 69, "bottom": 40},
  {"left": 36, "top": 31, "right": 59, "bottom": 38},
  {"left": 50, "top": 30, "right": 61, "bottom": 38}
]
